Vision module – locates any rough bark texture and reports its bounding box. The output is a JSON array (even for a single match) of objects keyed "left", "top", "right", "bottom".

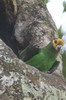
[
  {"left": 0, "top": 0, "right": 66, "bottom": 100},
  {"left": 14, "top": 0, "right": 58, "bottom": 48}
]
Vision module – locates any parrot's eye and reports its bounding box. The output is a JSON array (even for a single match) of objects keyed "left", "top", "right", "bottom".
[{"left": 54, "top": 40, "right": 57, "bottom": 44}]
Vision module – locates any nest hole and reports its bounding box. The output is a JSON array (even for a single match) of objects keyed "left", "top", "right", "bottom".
[{"left": 0, "top": 1, "right": 19, "bottom": 56}]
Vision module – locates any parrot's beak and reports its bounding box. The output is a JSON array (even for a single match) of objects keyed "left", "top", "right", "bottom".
[
  {"left": 53, "top": 38, "right": 64, "bottom": 51},
  {"left": 56, "top": 44, "right": 63, "bottom": 51}
]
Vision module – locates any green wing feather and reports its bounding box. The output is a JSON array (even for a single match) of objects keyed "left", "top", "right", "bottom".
[{"left": 19, "top": 45, "right": 40, "bottom": 61}]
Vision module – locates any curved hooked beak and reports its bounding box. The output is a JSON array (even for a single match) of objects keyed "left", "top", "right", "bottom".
[{"left": 56, "top": 44, "right": 63, "bottom": 51}]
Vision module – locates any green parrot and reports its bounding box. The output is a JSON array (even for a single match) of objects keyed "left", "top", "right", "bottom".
[{"left": 25, "top": 38, "right": 64, "bottom": 72}]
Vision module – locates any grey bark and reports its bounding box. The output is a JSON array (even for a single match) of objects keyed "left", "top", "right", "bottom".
[
  {"left": 15, "top": 0, "right": 58, "bottom": 48},
  {"left": 0, "top": 0, "right": 66, "bottom": 100}
]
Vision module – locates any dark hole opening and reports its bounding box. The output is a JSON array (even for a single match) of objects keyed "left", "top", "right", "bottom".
[
  {"left": 0, "top": 1, "right": 19, "bottom": 56},
  {"left": 0, "top": 1, "right": 8, "bottom": 33}
]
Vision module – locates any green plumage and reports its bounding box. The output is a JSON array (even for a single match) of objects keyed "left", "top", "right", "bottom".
[{"left": 26, "top": 43, "right": 58, "bottom": 72}]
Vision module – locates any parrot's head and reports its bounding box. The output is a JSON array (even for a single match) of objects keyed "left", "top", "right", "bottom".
[{"left": 52, "top": 38, "right": 64, "bottom": 51}]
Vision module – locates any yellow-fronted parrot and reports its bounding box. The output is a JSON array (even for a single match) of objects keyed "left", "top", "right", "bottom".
[{"left": 25, "top": 38, "right": 64, "bottom": 72}]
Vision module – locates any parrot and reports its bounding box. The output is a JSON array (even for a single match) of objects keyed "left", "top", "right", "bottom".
[{"left": 24, "top": 38, "right": 64, "bottom": 72}]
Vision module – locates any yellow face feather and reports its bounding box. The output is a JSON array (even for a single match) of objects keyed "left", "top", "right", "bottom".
[{"left": 53, "top": 38, "right": 64, "bottom": 50}]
